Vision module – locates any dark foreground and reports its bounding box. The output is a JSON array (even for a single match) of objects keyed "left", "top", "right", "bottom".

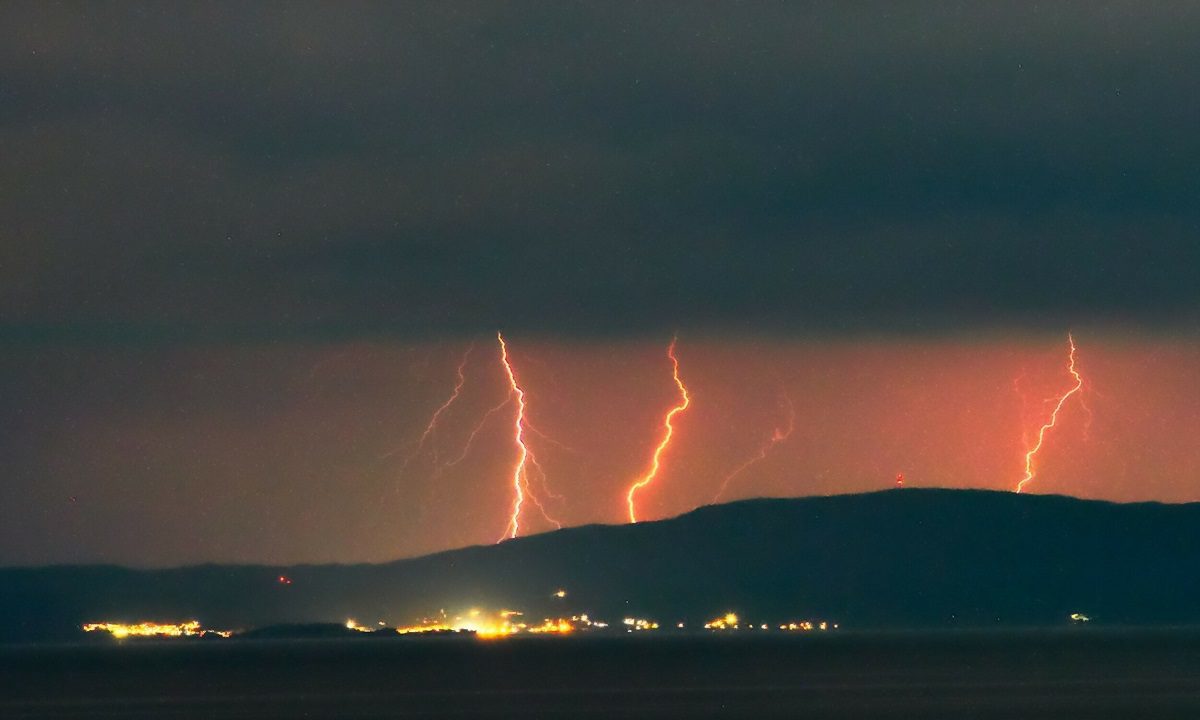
[{"left": 4, "top": 630, "right": 1200, "bottom": 719}]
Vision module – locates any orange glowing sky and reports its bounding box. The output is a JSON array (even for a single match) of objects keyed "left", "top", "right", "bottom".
[{"left": 2, "top": 331, "right": 1199, "bottom": 566}]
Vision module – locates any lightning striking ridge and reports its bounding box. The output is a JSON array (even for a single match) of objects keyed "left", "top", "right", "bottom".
[
  {"left": 394, "top": 344, "right": 474, "bottom": 469},
  {"left": 1015, "top": 333, "right": 1086, "bottom": 494},
  {"left": 626, "top": 337, "right": 692, "bottom": 523},
  {"left": 522, "top": 459, "right": 564, "bottom": 530},
  {"left": 525, "top": 453, "right": 565, "bottom": 502},
  {"left": 712, "top": 392, "right": 795, "bottom": 502},
  {"left": 497, "top": 332, "right": 561, "bottom": 541}
]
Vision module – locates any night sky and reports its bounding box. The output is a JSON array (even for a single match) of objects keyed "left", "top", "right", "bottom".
[{"left": 2, "top": 3, "right": 1198, "bottom": 566}]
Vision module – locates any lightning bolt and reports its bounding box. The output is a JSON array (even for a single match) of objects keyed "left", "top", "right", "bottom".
[
  {"left": 439, "top": 396, "right": 512, "bottom": 469},
  {"left": 1015, "top": 333, "right": 1086, "bottom": 494},
  {"left": 525, "top": 421, "right": 578, "bottom": 455},
  {"left": 388, "top": 344, "right": 473, "bottom": 471},
  {"left": 626, "top": 337, "right": 692, "bottom": 523},
  {"left": 497, "top": 332, "right": 562, "bottom": 541},
  {"left": 521, "top": 454, "right": 564, "bottom": 528},
  {"left": 712, "top": 392, "right": 795, "bottom": 502}
]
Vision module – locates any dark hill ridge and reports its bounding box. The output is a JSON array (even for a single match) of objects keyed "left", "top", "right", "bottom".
[{"left": 4, "top": 489, "right": 1200, "bottom": 643}]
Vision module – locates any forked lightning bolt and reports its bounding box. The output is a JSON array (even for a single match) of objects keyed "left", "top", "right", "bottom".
[
  {"left": 497, "top": 332, "right": 562, "bottom": 541},
  {"left": 395, "top": 344, "right": 474, "bottom": 473},
  {"left": 1015, "top": 333, "right": 1086, "bottom": 494},
  {"left": 712, "top": 392, "right": 795, "bottom": 502},
  {"left": 626, "top": 337, "right": 691, "bottom": 523},
  {"left": 439, "top": 396, "right": 512, "bottom": 469}
]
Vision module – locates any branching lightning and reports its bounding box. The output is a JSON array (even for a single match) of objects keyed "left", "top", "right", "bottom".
[
  {"left": 626, "top": 337, "right": 692, "bottom": 523},
  {"left": 384, "top": 343, "right": 482, "bottom": 520},
  {"left": 394, "top": 344, "right": 474, "bottom": 471},
  {"left": 712, "top": 392, "right": 795, "bottom": 502},
  {"left": 521, "top": 455, "right": 564, "bottom": 529},
  {"left": 439, "top": 397, "right": 512, "bottom": 469},
  {"left": 1015, "top": 333, "right": 1086, "bottom": 494},
  {"left": 497, "top": 332, "right": 562, "bottom": 541},
  {"left": 525, "top": 421, "right": 579, "bottom": 455}
]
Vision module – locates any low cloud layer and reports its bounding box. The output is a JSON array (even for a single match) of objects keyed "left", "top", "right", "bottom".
[{"left": 2, "top": 2, "right": 1198, "bottom": 341}]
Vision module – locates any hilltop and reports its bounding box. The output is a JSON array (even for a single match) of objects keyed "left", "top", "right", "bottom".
[{"left": 4, "top": 489, "right": 1200, "bottom": 642}]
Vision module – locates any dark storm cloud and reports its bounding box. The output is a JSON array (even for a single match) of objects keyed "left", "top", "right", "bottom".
[{"left": 2, "top": 1, "right": 1199, "bottom": 341}]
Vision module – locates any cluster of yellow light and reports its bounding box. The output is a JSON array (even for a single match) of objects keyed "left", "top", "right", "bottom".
[
  {"left": 778, "top": 621, "right": 833, "bottom": 631},
  {"left": 383, "top": 593, "right": 627, "bottom": 639},
  {"left": 391, "top": 607, "right": 614, "bottom": 638},
  {"left": 702, "top": 613, "right": 836, "bottom": 632},
  {"left": 527, "top": 618, "right": 575, "bottom": 634},
  {"left": 391, "top": 608, "right": 525, "bottom": 639},
  {"left": 571, "top": 613, "right": 608, "bottom": 629},
  {"left": 394, "top": 623, "right": 456, "bottom": 635},
  {"left": 704, "top": 612, "right": 740, "bottom": 630},
  {"left": 82, "top": 620, "right": 232, "bottom": 639},
  {"left": 356, "top": 601, "right": 840, "bottom": 640}
]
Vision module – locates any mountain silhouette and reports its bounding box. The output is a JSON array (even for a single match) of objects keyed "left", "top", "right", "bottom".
[{"left": 4, "top": 489, "right": 1199, "bottom": 643}]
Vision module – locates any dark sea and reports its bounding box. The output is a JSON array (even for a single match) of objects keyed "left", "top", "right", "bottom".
[{"left": 3, "top": 629, "right": 1200, "bottom": 718}]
